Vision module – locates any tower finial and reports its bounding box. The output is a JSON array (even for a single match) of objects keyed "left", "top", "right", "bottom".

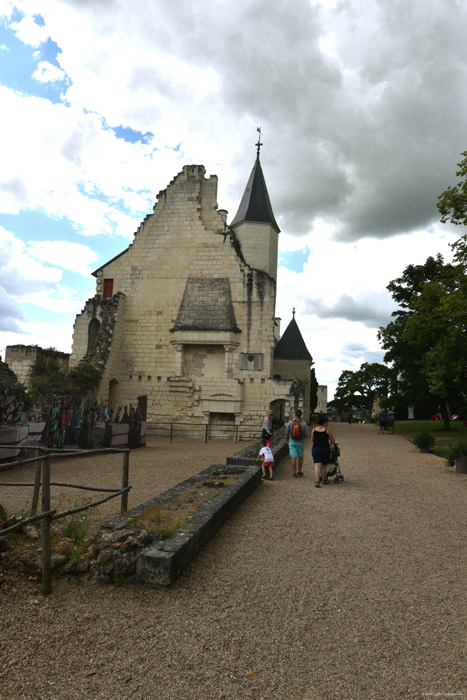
[
  {"left": 255, "top": 126, "right": 263, "bottom": 158},
  {"left": 292, "top": 307, "right": 296, "bottom": 319}
]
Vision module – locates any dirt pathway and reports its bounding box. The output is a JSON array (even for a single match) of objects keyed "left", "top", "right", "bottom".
[{"left": 1, "top": 424, "right": 465, "bottom": 699}]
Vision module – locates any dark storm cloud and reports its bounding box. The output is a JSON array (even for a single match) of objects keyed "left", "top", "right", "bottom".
[
  {"left": 307, "top": 293, "right": 395, "bottom": 328},
  {"left": 341, "top": 346, "right": 385, "bottom": 364},
  {"left": 189, "top": 0, "right": 467, "bottom": 242}
]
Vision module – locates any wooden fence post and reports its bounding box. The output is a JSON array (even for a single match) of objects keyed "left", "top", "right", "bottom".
[
  {"left": 121, "top": 451, "right": 129, "bottom": 515},
  {"left": 41, "top": 458, "right": 52, "bottom": 595},
  {"left": 30, "top": 458, "right": 42, "bottom": 516}
]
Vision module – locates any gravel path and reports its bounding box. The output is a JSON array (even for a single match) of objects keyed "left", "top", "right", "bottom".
[{"left": 1, "top": 424, "right": 466, "bottom": 700}]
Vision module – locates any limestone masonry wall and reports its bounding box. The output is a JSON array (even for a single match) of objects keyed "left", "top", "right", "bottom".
[{"left": 70, "top": 162, "right": 310, "bottom": 427}]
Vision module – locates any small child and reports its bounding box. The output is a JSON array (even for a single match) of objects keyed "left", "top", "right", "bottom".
[{"left": 257, "top": 439, "right": 274, "bottom": 480}]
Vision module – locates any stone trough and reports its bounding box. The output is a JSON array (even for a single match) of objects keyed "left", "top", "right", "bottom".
[{"left": 102, "top": 434, "right": 288, "bottom": 586}]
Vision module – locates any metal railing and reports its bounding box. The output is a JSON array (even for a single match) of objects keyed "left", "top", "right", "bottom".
[{"left": 146, "top": 422, "right": 271, "bottom": 443}]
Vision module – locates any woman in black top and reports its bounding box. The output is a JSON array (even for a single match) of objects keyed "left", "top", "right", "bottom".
[{"left": 311, "top": 416, "right": 336, "bottom": 488}]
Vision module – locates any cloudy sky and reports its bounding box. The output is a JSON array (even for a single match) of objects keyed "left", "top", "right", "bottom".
[{"left": 0, "top": 0, "right": 465, "bottom": 399}]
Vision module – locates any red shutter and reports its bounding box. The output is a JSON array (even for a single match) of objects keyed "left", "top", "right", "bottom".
[{"left": 103, "top": 279, "right": 113, "bottom": 298}]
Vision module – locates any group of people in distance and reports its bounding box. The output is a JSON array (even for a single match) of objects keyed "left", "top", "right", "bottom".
[
  {"left": 378, "top": 408, "right": 395, "bottom": 434},
  {"left": 257, "top": 408, "right": 336, "bottom": 489}
]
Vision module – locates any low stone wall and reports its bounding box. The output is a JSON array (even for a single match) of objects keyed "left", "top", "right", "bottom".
[
  {"left": 10, "top": 435, "right": 289, "bottom": 586},
  {"left": 97, "top": 435, "right": 288, "bottom": 586},
  {"left": 0, "top": 425, "right": 29, "bottom": 464},
  {"left": 226, "top": 428, "right": 288, "bottom": 466},
  {"left": 100, "top": 463, "right": 257, "bottom": 586}
]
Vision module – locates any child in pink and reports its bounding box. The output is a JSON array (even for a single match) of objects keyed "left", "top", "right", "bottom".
[{"left": 257, "top": 439, "right": 274, "bottom": 480}]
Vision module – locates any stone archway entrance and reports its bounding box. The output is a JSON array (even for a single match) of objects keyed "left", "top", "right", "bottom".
[{"left": 108, "top": 378, "right": 119, "bottom": 410}]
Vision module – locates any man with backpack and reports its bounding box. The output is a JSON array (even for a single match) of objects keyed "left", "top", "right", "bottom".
[{"left": 285, "top": 409, "right": 309, "bottom": 478}]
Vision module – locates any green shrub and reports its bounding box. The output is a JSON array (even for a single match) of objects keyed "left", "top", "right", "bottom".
[
  {"left": 446, "top": 440, "right": 467, "bottom": 467},
  {"left": 413, "top": 432, "right": 436, "bottom": 451}
]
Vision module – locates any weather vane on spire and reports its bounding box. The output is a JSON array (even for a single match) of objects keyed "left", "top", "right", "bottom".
[
  {"left": 292, "top": 307, "right": 296, "bottom": 319},
  {"left": 255, "top": 127, "right": 263, "bottom": 157}
]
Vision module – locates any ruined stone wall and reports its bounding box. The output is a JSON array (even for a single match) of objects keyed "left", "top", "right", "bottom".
[
  {"left": 5, "top": 345, "right": 69, "bottom": 386},
  {"left": 0, "top": 360, "right": 18, "bottom": 389}
]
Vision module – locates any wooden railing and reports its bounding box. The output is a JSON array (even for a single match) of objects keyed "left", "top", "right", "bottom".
[{"left": 0, "top": 447, "right": 131, "bottom": 595}]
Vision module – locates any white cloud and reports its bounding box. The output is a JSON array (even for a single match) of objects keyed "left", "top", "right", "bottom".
[
  {"left": 0, "top": 286, "right": 24, "bottom": 332},
  {"left": 0, "top": 319, "right": 73, "bottom": 354},
  {"left": 0, "top": 227, "right": 62, "bottom": 294},
  {"left": 0, "top": 229, "right": 94, "bottom": 321},
  {"left": 19, "top": 286, "right": 85, "bottom": 314},
  {"left": 0, "top": 87, "right": 167, "bottom": 236},
  {"left": 0, "top": 0, "right": 14, "bottom": 20},
  {"left": 27, "top": 240, "right": 98, "bottom": 275},
  {"left": 32, "top": 60, "right": 66, "bottom": 83},
  {"left": 10, "top": 15, "right": 48, "bottom": 47}
]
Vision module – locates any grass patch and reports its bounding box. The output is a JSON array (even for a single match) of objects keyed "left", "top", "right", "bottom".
[
  {"left": 134, "top": 473, "right": 236, "bottom": 537},
  {"left": 394, "top": 420, "right": 466, "bottom": 459},
  {"left": 136, "top": 507, "right": 186, "bottom": 537}
]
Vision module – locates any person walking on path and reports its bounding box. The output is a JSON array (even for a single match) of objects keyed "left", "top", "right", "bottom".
[
  {"left": 257, "top": 439, "right": 274, "bottom": 480},
  {"left": 311, "top": 416, "right": 336, "bottom": 487},
  {"left": 387, "top": 408, "right": 395, "bottom": 434},
  {"left": 261, "top": 410, "right": 273, "bottom": 447},
  {"left": 379, "top": 408, "right": 388, "bottom": 434},
  {"left": 285, "top": 409, "right": 309, "bottom": 478}
]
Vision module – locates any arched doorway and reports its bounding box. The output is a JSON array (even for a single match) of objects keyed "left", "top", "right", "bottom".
[{"left": 108, "top": 378, "right": 119, "bottom": 411}]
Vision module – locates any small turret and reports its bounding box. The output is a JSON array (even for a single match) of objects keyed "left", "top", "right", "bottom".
[{"left": 230, "top": 133, "right": 280, "bottom": 279}]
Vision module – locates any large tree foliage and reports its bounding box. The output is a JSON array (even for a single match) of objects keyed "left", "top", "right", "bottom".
[
  {"left": 437, "top": 151, "right": 467, "bottom": 265},
  {"left": 378, "top": 255, "right": 467, "bottom": 428},
  {"left": 331, "top": 362, "right": 393, "bottom": 414},
  {"left": 437, "top": 151, "right": 467, "bottom": 227},
  {"left": 29, "top": 359, "right": 101, "bottom": 405}
]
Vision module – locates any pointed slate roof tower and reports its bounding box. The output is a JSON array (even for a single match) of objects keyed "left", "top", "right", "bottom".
[
  {"left": 230, "top": 131, "right": 280, "bottom": 279},
  {"left": 274, "top": 310, "right": 313, "bottom": 362},
  {"left": 230, "top": 156, "right": 280, "bottom": 232}
]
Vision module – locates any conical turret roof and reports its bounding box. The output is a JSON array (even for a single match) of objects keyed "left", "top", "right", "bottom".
[
  {"left": 230, "top": 156, "right": 280, "bottom": 232},
  {"left": 274, "top": 315, "right": 313, "bottom": 361}
]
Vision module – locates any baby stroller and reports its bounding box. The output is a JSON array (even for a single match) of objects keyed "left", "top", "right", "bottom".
[{"left": 325, "top": 442, "right": 344, "bottom": 483}]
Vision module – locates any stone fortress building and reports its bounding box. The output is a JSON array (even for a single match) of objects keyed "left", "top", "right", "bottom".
[{"left": 68, "top": 144, "right": 327, "bottom": 431}]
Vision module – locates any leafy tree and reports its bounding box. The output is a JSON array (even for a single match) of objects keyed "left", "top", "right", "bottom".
[
  {"left": 437, "top": 151, "right": 467, "bottom": 227},
  {"left": 331, "top": 362, "right": 393, "bottom": 414},
  {"left": 437, "top": 151, "right": 467, "bottom": 265},
  {"left": 379, "top": 255, "right": 467, "bottom": 428},
  {"left": 69, "top": 364, "right": 102, "bottom": 394},
  {"left": 29, "top": 357, "right": 72, "bottom": 403},
  {"left": 29, "top": 359, "right": 101, "bottom": 406}
]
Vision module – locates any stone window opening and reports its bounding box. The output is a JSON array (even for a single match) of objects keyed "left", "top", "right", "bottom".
[{"left": 87, "top": 318, "right": 100, "bottom": 353}]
